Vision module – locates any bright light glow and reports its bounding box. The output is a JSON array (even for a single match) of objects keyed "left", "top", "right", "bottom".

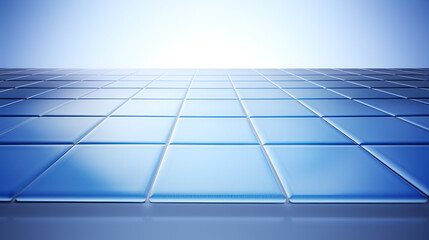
[{"left": 0, "top": 0, "right": 429, "bottom": 68}]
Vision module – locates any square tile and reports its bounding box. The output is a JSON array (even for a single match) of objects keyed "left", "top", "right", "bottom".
[
  {"left": 285, "top": 89, "right": 345, "bottom": 99},
  {"left": 242, "top": 100, "right": 316, "bottom": 117},
  {"left": 265, "top": 145, "right": 426, "bottom": 203},
  {"left": 113, "top": 100, "right": 182, "bottom": 117},
  {"left": 0, "top": 99, "right": 70, "bottom": 116},
  {"left": 171, "top": 118, "right": 258, "bottom": 144},
  {"left": 80, "top": 89, "right": 139, "bottom": 99},
  {"left": 380, "top": 88, "right": 429, "bottom": 98},
  {"left": 358, "top": 99, "right": 429, "bottom": 116},
  {"left": 236, "top": 89, "right": 292, "bottom": 99},
  {"left": 190, "top": 81, "right": 232, "bottom": 88},
  {"left": 0, "top": 145, "right": 70, "bottom": 201},
  {"left": 45, "top": 99, "right": 125, "bottom": 116},
  {"left": 251, "top": 118, "right": 353, "bottom": 145},
  {"left": 32, "top": 89, "right": 94, "bottom": 99},
  {"left": 147, "top": 81, "right": 190, "bottom": 89},
  {"left": 150, "top": 145, "right": 285, "bottom": 203},
  {"left": 363, "top": 145, "right": 429, "bottom": 196},
  {"left": 133, "top": 89, "right": 187, "bottom": 99},
  {"left": 104, "top": 81, "right": 150, "bottom": 88},
  {"left": 82, "top": 117, "right": 175, "bottom": 144},
  {"left": 332, "top": 89, "right": 400, "bottom": 99},
  {"left": 325, "top": 117, "right": 429, "bottom": 144},
  {"left": 309, "top": 81, "right": 363, "bottom": 88},
  {"left": 300, "top": 99, "right": 387, "bottom": 117},
  {"left": 0, "top": 89, "right": 51, "bottom": 99},
  {"left": 63, "top": 81, "right": 114, "bottom": 88},
  {"left": 181, "top": 100, "right": 245, "bottom": 117},
  {"left": 17, "top": 145, "right": 164, "bottom": 202},
  {"left": 0, "top": 117, "right": 102, "bottom": 144},
  {"left": 274, "top": 81, "right": 321, "bottom": 89},
  {"left": 187, "top": 89, "right": 237, "bottom": 99},
  {"left": 233, "top": 81, "right": 276, "bottom": 89}
]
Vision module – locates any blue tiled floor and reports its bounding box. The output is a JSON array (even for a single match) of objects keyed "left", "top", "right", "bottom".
[
  {"left": 300, "top": 99, "right": 387, "bottom": 117},
  {"left": 171, "top": 118, "right": 258, "bottom": 144},
  {"left": 265, "top": 145, "right": 426, "bottom": 203},
  {"left": 252, "top": 118, "right": 353, "bottom": 145},
  {"left": 0, "top": 68, "right": 429, "bottom": 204},
  {"left": 44, "top": 99, "right": 125, "bottom": 116},
  {"left": 0, "top": 145, "right": 70, "bottom": 201},
  {"left": 326, "top": 117, "right": 429, "bottom": 144},
  {"left": 112, "top": 100, "right": 182, "bottom": 117},
  {"left": 150, "top": 145, "right": 285, "bottom": 203},
  {"left": 0, "top": 117, "right": 102, "bottom": 144},
  {"left": 357, "top": 99, "right": 429, "bottom": 116},
  {"left": 17, "top": 145, "right": 164, "bottom": 202},
  {"left": 180, "top": 100, "right": 245, "bottom": 117},
  {"left": 242, "top": 100, "right": 316, "bottom": 117},
  {"left": 82, "top": 117, "right": 175, "bottom": 144}
]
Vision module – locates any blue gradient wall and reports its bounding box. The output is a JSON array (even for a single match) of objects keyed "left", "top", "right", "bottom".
[{"left": 0, "top": 0, "right": 428, "bottom": 68}]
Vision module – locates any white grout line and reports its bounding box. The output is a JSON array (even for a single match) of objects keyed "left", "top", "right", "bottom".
[
  {"left": 145, "top": 70, "right": 196, "bottom": 203},
  {"left": 227, "top": 71, "right": 289, "bottom": 203}
]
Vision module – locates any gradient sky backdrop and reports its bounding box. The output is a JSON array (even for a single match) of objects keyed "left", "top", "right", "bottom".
[{"left": 0, "top": 0, "right": 428, "bottom": 68}]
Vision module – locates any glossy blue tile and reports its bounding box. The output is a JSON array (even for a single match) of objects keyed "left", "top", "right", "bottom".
[
  {"left": 0, "top": 99, "right": 18, "bottom": 107},
  {"left": 0, "top": 145, "right": 70, "bottom": 201},
  {"left": 0, "top": 117, "right": 102, "bottom": 144},
  {"left": 171, "top": 118, "right": 258, "bottom": 144},
  {"left": 300, "top": 99, "right": 388, "bottom": 117},
  {"left": 0, "top": 117, "right": 35, "bottom": 134},
  {"left": 274, "top": 81, "right": 321, "bottom": 89},
  {"left": 358, "top": 99, "right": 429, "bottom": 116},
  {"left": 285, "top": 89, "right": 345, "bottom": 99},
  {"left": 401, "top": 116, "right": 429, "bottom": 130},
  {"left": 332, "top": 89, "right": 400, "bottom": 99},
  {"left": 242, "top": 100, "right": 316, "bottom": 117},
  {"left": 147, "top": 81, "right": 190, "bottom": 89},
  {"left": 381, "top": 88, "right": 429, "bottom": 98},
  {"left": 150, "top": 145, "right": 285, "bottom": 203},
  {"left": 0, "top": 99, "right": 70, "bottom": 116},
  {"left": 80, "top": 89, "right": 139, "bottom": 99},
  {"left": 363, "top": 145, "right": 429, "bottom": 196},
  {"left": 325, "top": 117, "right": 429, "bottom": 144},
  {"left": 394, "top": 81, "right": 429, "bottom": 88},
  {"left": 349, "top": 80, "right": 405, "bottom": 88},
  {"left": 190, "top": 81, "right": 232, "bottom": 88},
  {"left": 309, "top": 81, "right": 363, "bottom": 88},
  {"left": 236, "top": 89, "right": 291, "bottom": 99},
  {"left": 251, "top": 118, "right": 352, "bottom": 145},
  {"left": 32, "top": 89, "right": 94, "bottom": 99},
  {"left": 133, "top": 89, "right": 187, "bottom": 99},
  {"left": 266, "top": 145, "right": 426, "bottom": 203},
  {"left": 24, "top": 81, "right": 76, "bottom": 88},
  {"left": 113, "top": 100, "right": 182, "bottom": 117},
  {"left": 0, "top": 80, "right": 40, "bottom": 88},
  {"left": 17, "top": 145, "right": 164, "bottom": 202},
  {"left": 45, "top": 99, "right": 124, "bottom": 116},
  {"left": 82, "top": 117, "right": 175, "bottom": 144},
  {"left": 233, "top": 81, "right": 276, "bottom": 89},
  {"left": 181, "top": 100, "right": 245, "bottom": 117},
  {"left": 0, "top": 88, "right": 51, "bottom": 99},
  {"left": 105, "top": 81, "right": 150, "bottom": 88},
  {"left": 187, "top": 89, "right": 237, "bottom": 100},
  {"left": 63, "top": 81, "right": 114, "bottom": 88}
]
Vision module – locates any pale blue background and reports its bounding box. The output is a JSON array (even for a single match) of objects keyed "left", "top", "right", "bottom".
[{"left": 0, "top": 0, "right": 428, "bottom": 68}]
